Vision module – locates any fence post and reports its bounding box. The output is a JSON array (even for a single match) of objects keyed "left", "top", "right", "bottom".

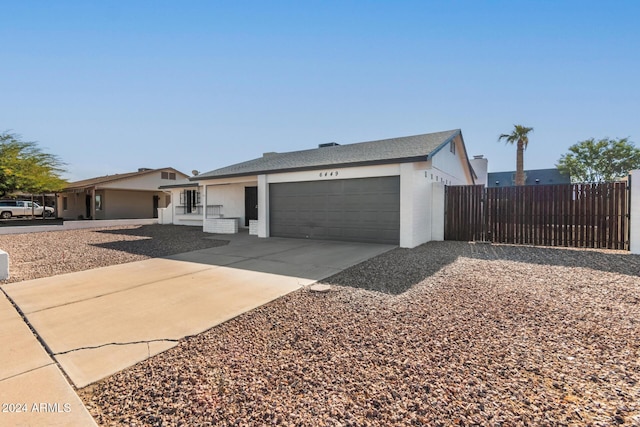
[{"left": 630, "top": 170, "right": 640, "bottom": 254}]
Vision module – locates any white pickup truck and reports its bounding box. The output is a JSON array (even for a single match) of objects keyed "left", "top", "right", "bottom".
[{"left": 0, "top": 200, "right": 55, "bottom": 219}]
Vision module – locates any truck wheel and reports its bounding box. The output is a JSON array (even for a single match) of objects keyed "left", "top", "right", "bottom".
[{"left": 0, "top": 211, "right": 11, "bottom": 219}]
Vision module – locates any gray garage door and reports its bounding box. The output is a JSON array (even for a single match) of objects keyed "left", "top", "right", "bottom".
[{"left": 269, "top": 176, "right": 400, "bottom": 244}]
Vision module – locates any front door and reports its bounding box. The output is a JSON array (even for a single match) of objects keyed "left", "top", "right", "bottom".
[
  {"left": 245, "top": 187, "right": 258, "bottom": 226},
  {"left": 153, "top": 195, "right": 159, "bottom": 218},
  {"left": 85, "top": 195, "right": 91, "bottom": 219}
]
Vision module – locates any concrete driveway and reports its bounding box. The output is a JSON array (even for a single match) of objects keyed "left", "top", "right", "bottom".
[{"left": 2, "top": 233, "right": 393, "bottom": 389}]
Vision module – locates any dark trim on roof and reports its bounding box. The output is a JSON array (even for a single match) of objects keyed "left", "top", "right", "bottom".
[
  {"left": 191, "top": 129, "right": 470, "bottom": 182},
  {"left": 158, "top": 182, "right": 200, "bottom": 189},
  {"left": 190, "top": 156, "right": 429, "bottom": 181},
  {"left": 427, "top": 130, "right": 476, "bottom": 184},
  {"left": 425, "top": 130, "right": 460, "bottom": 158}
]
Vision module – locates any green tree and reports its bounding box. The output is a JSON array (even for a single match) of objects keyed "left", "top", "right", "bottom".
[
  {"left": 557, "top": 137, "right": 640, "bottom": 183},
  {"left": 0, "top": 132, "right": 67, "bottom": 198},
  {"left": 498, "top": 125, "right": 534, "bottom": 186}
]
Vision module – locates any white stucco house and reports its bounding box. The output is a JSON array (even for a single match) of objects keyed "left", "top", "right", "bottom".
[{"left": 159, "top": 129, "right": 476, "bottom": 248}]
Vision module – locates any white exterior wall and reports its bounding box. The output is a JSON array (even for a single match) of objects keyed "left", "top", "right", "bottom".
[
  {"left": 431, "top": 182, "right": 445, "bottom": 240},
  {"left": 630, "top": 170, "right": 640, "bottom": 254},
  {"left": 158, "top": 203, "right": 173, "bottom": 224},
  {"left": 206, "top": 183, "right": 248, "bottom": 224},
  {"left": 431, "top": 135, "right": 474, "bottom": 185},
  {"left": 258, "top": 174, "right": 269, "bottom": 238},
  {"left": 249, "top": 220, "right": 258, "bottom": 235},
  {"left": 400, "top": 163, "right": 442, "bottom": 248},
  {"left": 267, "top": 164, "right": 400, "bottom": 183},
  {"left": 166, "top": 186, "right": 203, "bottom": 226},
  {"left": 204, "top": 218, "right": 240, "bottom": 234},
  {"left": 400, "top": 164, "right": 421, "bottom": 247}
]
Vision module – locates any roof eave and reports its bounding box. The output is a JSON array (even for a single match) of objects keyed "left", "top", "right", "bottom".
[
  {"left": 159, "top": 182, "right": 200, "bottom": 189},
  {"left": 425, "top": 129, "right": 462, "bottom": 157},
  {"left": 65, "top": 167, "right": 188, "bottom": 190},
  {"left": 191, "top": 156, "right": 430, "bottom": 181},
  {"left": 429, "top": 130, "right": 476, "bottom": 185}
]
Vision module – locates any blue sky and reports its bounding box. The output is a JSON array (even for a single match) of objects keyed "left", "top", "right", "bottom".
[{"left": 2, "top": 1, "right": 638, "bottom": 181}]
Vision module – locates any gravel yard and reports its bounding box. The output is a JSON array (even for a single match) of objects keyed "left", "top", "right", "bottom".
[
  {"left": 75, "top": 240, "right": 638, "bottom": 426},
  {"left": 0, "top": 224, "right": 228, "bottom": 283},
  {"left": 2, "top": 227, "right": 640, "bottom": 425}
]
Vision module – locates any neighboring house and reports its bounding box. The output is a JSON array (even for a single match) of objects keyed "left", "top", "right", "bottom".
[
  {"left": 160, "top": 129, "right": 476, "bottom": 248},
  {"left": 58, "top": 167, "right": 189, "bottom": 220},
  {"left": 469, "top": 155, "right": 488, "bottom": 186},
  {"left": 487, "top": 168, "right": 571, "bottom": 187}
]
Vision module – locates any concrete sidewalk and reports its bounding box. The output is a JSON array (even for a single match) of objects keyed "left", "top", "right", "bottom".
[
  {"left": 0, "top": 292, "right": 97, "bottom": 426},
  {"left": 2, "top": 234, "right": 393, "bottom": 394}
]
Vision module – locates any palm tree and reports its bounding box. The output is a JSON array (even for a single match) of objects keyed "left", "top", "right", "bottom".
[{"left": 498, "top": 125, "right": 534, "bottom": 186}]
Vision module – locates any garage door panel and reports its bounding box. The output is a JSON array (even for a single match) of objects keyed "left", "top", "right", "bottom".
[
  {"left": 327, "top": 194, "right": 344, "bottom": 205},
  {"left": 379, "top": 230, "right": 399, "bottom": 240},
  {"left": 378, "top": 210, "right": 400, "bottom": 220},
  {"left": 368, "top": 178, "right": 397, "bottom": 192},
  {"left": 361, "top": 229, "right": 385, "bottom": 241},
  {"left": 377, "top": 193, "right": 400, "bottom": 203},
  {"left": 278, "top": 225, "right": 299, "bottom": 235},
  {"left": 325, "top": 181, "right": 342, "bottom": 192},
  {"left": 343, "top": 195, "right": 366, "bottom": 207},
  {"left": 311, "top": 193, "right": 326, "bottom": 203},
  {"left": 270, "top": 177, "right": 400, "bottom": 244},
  {"left": 311, "top": 211, "right": 327, "bottom": 222},
  {"left": 359, "top": 211, "right": 380, "bottom": 222},
  {"left": 309, "top": 228, "right": 327, "bottom": 239},
  {"left": 341, "top": 210, "right": 362, "bottom": 222}
]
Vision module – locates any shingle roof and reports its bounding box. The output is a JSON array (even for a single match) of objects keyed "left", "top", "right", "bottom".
[
  {"left": 65, "top": 167, "right": 184, "bottom": 190},
  {"left": 194, "top": 129, "right": 461, "bottom": 180},
  {"left": 487, "top": 168, "right": 571, "bottom": 187}
]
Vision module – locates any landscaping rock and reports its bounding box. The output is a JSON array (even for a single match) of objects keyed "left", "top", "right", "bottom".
[
  {"left": 0, "top": 224, "right": 228, "bottom": 284},
  {"left": 309, "top": 284, "right": 331, "bottom": 293},
  {"left": 2, "top": 227, "right": 639, "bottom": 425}
]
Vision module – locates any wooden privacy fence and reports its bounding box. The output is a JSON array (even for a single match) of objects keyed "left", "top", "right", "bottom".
[{"left": 445, "top": 182, "right": 630, "bottom": 250}]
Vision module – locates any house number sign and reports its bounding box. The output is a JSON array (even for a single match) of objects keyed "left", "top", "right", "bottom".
[{"left": 318, "top": 171, "right": 339, "bottom": 177}]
